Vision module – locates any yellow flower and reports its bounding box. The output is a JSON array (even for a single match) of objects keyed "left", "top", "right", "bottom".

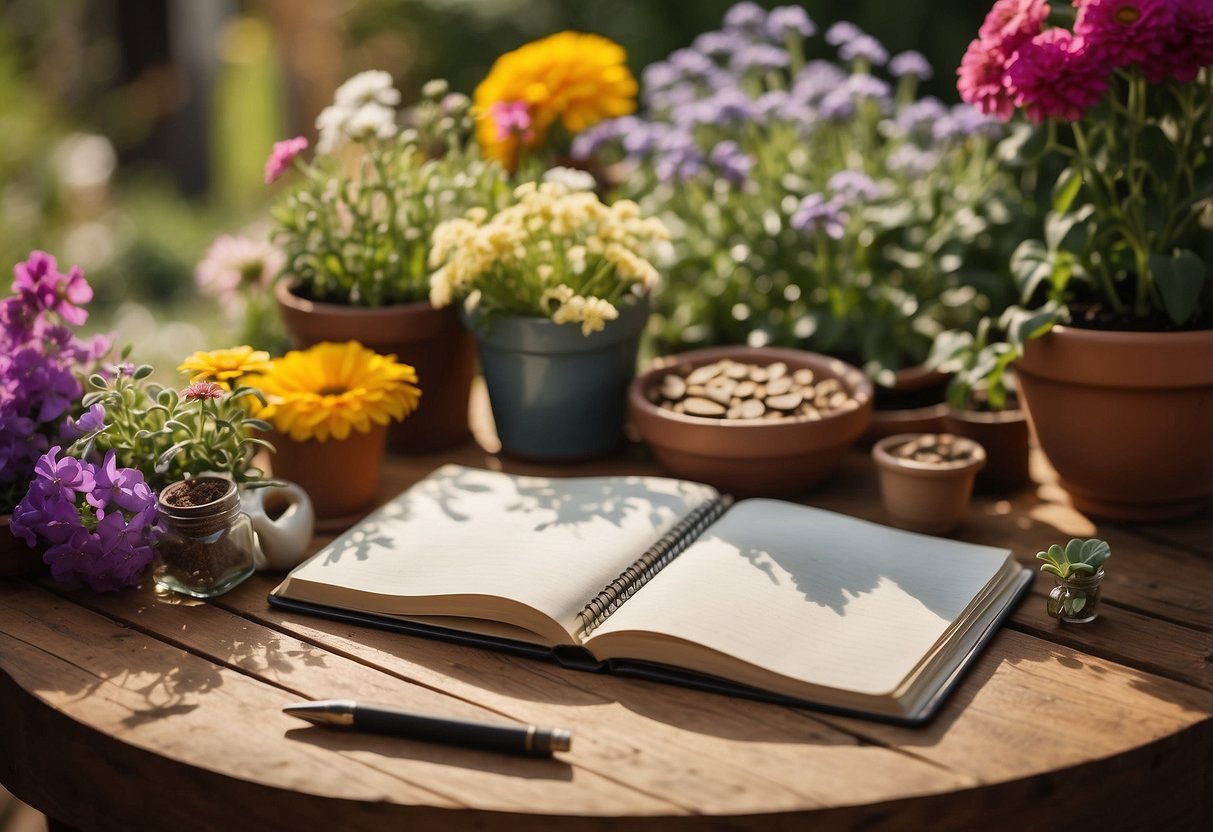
[
  {"left": 243, "top": 341, "right": 421, "bottom": 443},
  {"left": 178, "top": 346, "right": 273, "bottom": 383},
  {"left": 474, "top": 31, "right": 638, "bottom": 170}
]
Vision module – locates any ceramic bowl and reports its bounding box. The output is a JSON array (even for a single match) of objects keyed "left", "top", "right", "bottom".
[{"left": 627, "top": 346, "right": 873, "bottom": 496}]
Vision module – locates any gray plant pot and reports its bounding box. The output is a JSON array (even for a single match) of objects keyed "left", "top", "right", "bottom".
[{"left": 463, "top": 296, "right": 648, "bottom": 461}]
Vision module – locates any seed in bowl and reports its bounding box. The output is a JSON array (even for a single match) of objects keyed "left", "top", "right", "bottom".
[{"left": 648, "top": 358, "right": 861, "bottom": 422}]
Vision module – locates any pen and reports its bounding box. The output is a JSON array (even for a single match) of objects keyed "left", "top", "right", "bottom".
[{"left": 282, "top": 699, "right": 572, "bottom": 757}]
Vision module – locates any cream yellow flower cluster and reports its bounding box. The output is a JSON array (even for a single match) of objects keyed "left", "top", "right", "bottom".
[{"left": 429, "top": 180, "right": 668, "bottom": 335}]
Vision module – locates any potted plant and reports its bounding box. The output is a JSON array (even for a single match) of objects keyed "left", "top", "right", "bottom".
[
  {"left": 872, "top": 433, "right": 986, "bottom": 535},
  {"left": 955, "top": 0, "right": 1213, "bottom": 520},
  {"left": 571, "top": 4, "right": 1031, "bottom": 422},
  {"left": 928, "top": 316, "right": 1031, "bottom": 492},
  {"left": 429, "top": 177, "right": 667, "bottom": 460},
  {"left": 241, "top": 340, "right": 421, "bottom": 527},
  {"left": 0, "top": 251, "right": 109, "bottom": 575},
  {"left": 264, "top": 74, "right": 509, "bottom": 452},
  {"left": 1037, "top": 537, "right": 1110, "bottom": 623}
]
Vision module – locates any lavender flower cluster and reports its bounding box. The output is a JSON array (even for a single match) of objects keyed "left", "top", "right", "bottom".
[
  {"left": 11, "top": 446, "right": 160, "bottom": 592},
  {"left": 0, "top": 252, "right": 109, "bottom": 512}
]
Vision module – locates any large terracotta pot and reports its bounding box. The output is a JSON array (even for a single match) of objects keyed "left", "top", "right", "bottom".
[
  {"left": 1016, "top": 325, "right": 1213, "bottom": 521},
  {"left": 275, "top": 281, "right": 476, "bottom": 453},
  {"left": 267, "top": 424, "right": 388, "bottom": 531}
]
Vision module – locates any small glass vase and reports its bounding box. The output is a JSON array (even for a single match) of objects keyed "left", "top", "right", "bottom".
[
  {"left": 1046, "top": 569, "right": 1105, "bottom": 623},
  {"left": 154, "top": 477, "right": 257, "bottom": 598}
]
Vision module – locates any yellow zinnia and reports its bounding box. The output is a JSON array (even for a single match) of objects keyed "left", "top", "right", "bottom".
[
  {"left": 244, "top": 341, "right": 421, "bottom": 443},
  {"left": 178, "top": 346, "right": 273, "bottom": 383},
  {"left": 474, "top": 31, "right": 638, "bottom": 170}
]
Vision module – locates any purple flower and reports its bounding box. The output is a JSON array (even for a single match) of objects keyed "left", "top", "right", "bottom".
[
  {"left": 88, "top": 451, "right": 155, "bottom": 513},
  {"left": 889, "top": 50, "right": 933, "bottom": 80},
  {"left": 839, "top": 34, "right": 889, "bottom": 66},
  {"left": 622, "top": 122, "right": 663, "bottom": 156},
  {"left": 668, "top": 48, "right": 717, "bottom": 78},
  {"left": 693, "top": 30, "right": 746, "bottom": 57},
  {"left": 819, "top": 88, "right": 857, "bottom": 121},
  {"left": 934, "top": 104, "right": 1005, "bottom": 141},
  {"left": 766, "top": 6, "right": 817, "bottom": 39},
  {"left": 895, "top": 97, "right": 949, "bottom": 134},
  {"left": 825, "top": 21, "right": 864, "bottom": 47},
  {"left": 654, "top": 131, "right": 704, "bottom": 183},
  {"left": 13, "top": 251, "right": 93, "bottom": 326},
  {"left": 642, "top": 61, "right": 680, "bottom": 92},
  {"left": 685, "top": 88, "right": 756, "bottom": 126},
  {"left": 828, "top": 170, "right": 884, "bottom": 203},
  {"left": 34, "top": 446, "right": 95, "bottom": 500},
  {"left": 263, "top": 136, "right": 308, "bottom": 185},
  {"left": 792, "top": 60, "right": 849, "bottom": 104},
  {"left": 791, "top": 193, "right": 849, "bottom": 239},
  {"left": 723, "top": 2, "right": 767, "bottom": 32},
  {"left": 67, "top": 403, "right": 107, "bottom": 438},
  {"left": 847, "top": 73, "right": 893, "bottom": 105},
  {"left": 887, "top": 144, "right": 941, "bottom": 176},
  {"left": 730, "top": 43, "right": 790, "bottom": 73},
  {"left": 709, "top": 140, "right": 754, "bottom": 186},
  {"left": 10, "top": 478, "right": 80, "bottom": 546}
]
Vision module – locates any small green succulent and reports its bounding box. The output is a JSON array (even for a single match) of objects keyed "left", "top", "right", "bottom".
[{"left": 1036, "top": 538, "right": 1110, "bottom": 581}]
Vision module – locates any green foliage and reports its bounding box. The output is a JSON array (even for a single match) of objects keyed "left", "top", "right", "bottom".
[
  {"left": 1036, "top": 538, "right": 1111, "bottom": 581},
  {"left": 70, "top": 355, "right": 273, "bottom": 491}
]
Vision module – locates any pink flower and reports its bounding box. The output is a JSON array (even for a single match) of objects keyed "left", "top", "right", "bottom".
[
  {"left": 195, "top": 234, "right": 285, "bottom": 306},
  {"left": 182, "top": 381, "right": 225, "bottom": 402},
  {"left": 1142, "top": 0, "right": 1213, "bottom": 82},
  {"left": 489, "top": 101, "right": 535, "bottom": 143},
  {"left": 264, "top": 136, "right": 308, "bottom": 185},
  {"left": 1075, "top": 0, "right": 1177, "bottom": 69},
  {"left": 957, "top": 38, "right": 1017, "bottom": 120},
  {"left": 12, "top": 250, "right": 93, "bottom": 326},
  {"left": 978, "top": 0, "right": 1050, "bottom": 54},
  {"left": 1006, "top": 29, "right": 1110, "bottom": 122}
]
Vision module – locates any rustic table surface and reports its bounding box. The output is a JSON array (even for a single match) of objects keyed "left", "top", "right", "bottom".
[{"left": 1, "top": 394, "right": 1210, "bottom": 832}]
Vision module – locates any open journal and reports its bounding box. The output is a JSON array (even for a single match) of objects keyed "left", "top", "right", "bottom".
[{"left": 269, "top": 464, "right": 1031, "bottom": 724}]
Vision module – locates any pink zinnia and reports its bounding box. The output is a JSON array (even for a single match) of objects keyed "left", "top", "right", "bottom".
[
  {"left": 1142, "top": 0, "right": 1213, "bottom": 82},
  {"left": 1075, "top": 0, "right": 1177, "bottom": 70},
  {"left": 182, "top": 381, "right": 225, "bottom": 402},
  {"left": 978, "top": 0, "right": 1050, "bottom": 54},
  {"left": 957, "top": 38, "right": 1017, "bottom": 120},
  {"left": 1006, "top": 29, "right": 1110, "bottom": 123},
  {"left": 264, "top": 136, "right": 308, "bottom": 185}
]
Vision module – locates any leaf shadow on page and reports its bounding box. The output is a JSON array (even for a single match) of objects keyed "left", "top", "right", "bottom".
[{"left": 504, "top": 474, "right": 707, "bottom": 537}]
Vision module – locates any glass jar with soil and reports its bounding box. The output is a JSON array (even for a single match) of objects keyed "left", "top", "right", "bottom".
[{"left": 155, "top": 476, "right": 257, "bottom": 598}]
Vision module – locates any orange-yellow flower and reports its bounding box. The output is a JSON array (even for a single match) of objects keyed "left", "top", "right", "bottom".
[
  {"left": 178, "top": 346, "right": 273, "bottom": 383},
  {"left": 243, "top": 341, "right": 421, "bottom": 443},
  {"left": 474, "top": 31, "right": 638, "bottom": 170}
]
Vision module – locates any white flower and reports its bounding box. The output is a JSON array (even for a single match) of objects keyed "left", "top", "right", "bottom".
[
  {"left": 334, "top": 70, "right": 401, "bottom": 109},
  {"left": 315, "top": 104, "right": 351, "bottom": 154},
  {"left": 344, "top": 103, "right": 398, "bottom": 143},
  {"left": 542, "top": 166, "right": 597, "bottom": 192}
]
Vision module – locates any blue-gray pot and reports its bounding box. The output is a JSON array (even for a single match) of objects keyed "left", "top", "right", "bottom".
[{"left": 463, "top": 296, "right": 648, "bottom": 461}]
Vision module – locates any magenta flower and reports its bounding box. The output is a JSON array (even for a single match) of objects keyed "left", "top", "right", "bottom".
[
  {"left": 1075, "top": 0, "right": 1177, "bottom": 69},
  {"left": 12, "top": 250, "right": 93, "bottom": 326},
  {"left": 264, "top": 136, "right": 308, "bottom": 185},
  {"left": 957, "top": 38, "right": 1017, "bottom": 120},
  {"left": 1143, "top": 0, "right": 1213, "bottom": 82},
  {"left": 978, "top": 0, "right": 1050, "bottom": 54},
  {"left": 182, "top": 380, "right": 226, "bottom": 401},
  {"left": 1006, "top": 29, "right": 1110, "bottom": 123},
  {"left": 489, "top": 101, "right": 535, "bottom": 143}
]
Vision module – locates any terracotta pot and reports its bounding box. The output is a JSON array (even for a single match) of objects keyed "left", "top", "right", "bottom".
[
  {"left": 1016, "top": 326, "right": 1213, "bottom": 521},
  {"left": 943, "top": 404, "right": 1031, "bottom": 493},
  {"left": 464, "top": 297, "right": 648, "bottom": 462},
  {"left": 872, "top": 433, "right": 986, "bottom": 535},
  {"left": 629, "top": 346, "right": 873, "bottom": 496},
  {"left": 0, "top": 514, "right": 44, "bottom": 577},
  {"left": 267, "top": 424, "right": 388, "bottom": 531},
  {"left": 275, "top": 281, "right": 476, "bottom": 453},
  {"left": 862, "top": 365, "right": 950, "bottom": 446}
]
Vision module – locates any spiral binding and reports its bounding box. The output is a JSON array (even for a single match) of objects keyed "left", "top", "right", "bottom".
[{"left": 577, "top": 495, "right": 734, "bottom": 637}]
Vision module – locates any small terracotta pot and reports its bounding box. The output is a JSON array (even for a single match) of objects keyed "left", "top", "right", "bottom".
[
  {"left": 629, "top": 346, "right": 873, "bottom": 496},
  {"left": 1016, "top": 326, "right": 1213, "bottom": 520},
  {"left": 0, "top": 514, "right": 44, "bottom": 578},
  {"left": 267, "top": 424, "right": 388, "bottom": 530},
  {"left": 943, "top": 404, "right": 1031, "bottom": 493},
  {"left": 862, "top": 365, "right": 950, "bottom": 446},
  {"left": 275, "top": 281, "right": 476, "bottom": 453},
  {"left": 872, "top": 433, "right": 986, "bottom": 535}
]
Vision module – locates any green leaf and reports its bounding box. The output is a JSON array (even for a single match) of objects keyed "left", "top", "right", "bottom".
[
  {"left": 1052, "top": 167, "right": 1083, "bottom": 214},
  {"left": 1149, "top": 250, "right": 1206, "bottom": 326},
  {"left": 1065, "top": 538, "right": 1111, "bottom": 570},
  {"left": 1010, "top": 240, "right": 1054, "bottom": 301},
  {"left": 926, "top": 330, "right": 974, "bottom": 373},
  {"left": 88, "top": 374, "right": 108, "bottom": 389}
]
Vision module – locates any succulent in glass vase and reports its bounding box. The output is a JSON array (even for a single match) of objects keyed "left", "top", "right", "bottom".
[
  {"left": 1037, "top": 538, "right": 1111, "bottom": 623},
  {"left": 572, "top": 2, "right": 1031, "bottom": 385}
]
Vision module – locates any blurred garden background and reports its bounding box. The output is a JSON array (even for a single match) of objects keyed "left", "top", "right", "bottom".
[{"left": 1, "top": 0, "right": 992, "bottom": 371}]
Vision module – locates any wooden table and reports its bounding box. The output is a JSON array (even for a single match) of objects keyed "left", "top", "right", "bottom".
[{"left": 1, "top": 402, "right": 1211, "bottom": 831}]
